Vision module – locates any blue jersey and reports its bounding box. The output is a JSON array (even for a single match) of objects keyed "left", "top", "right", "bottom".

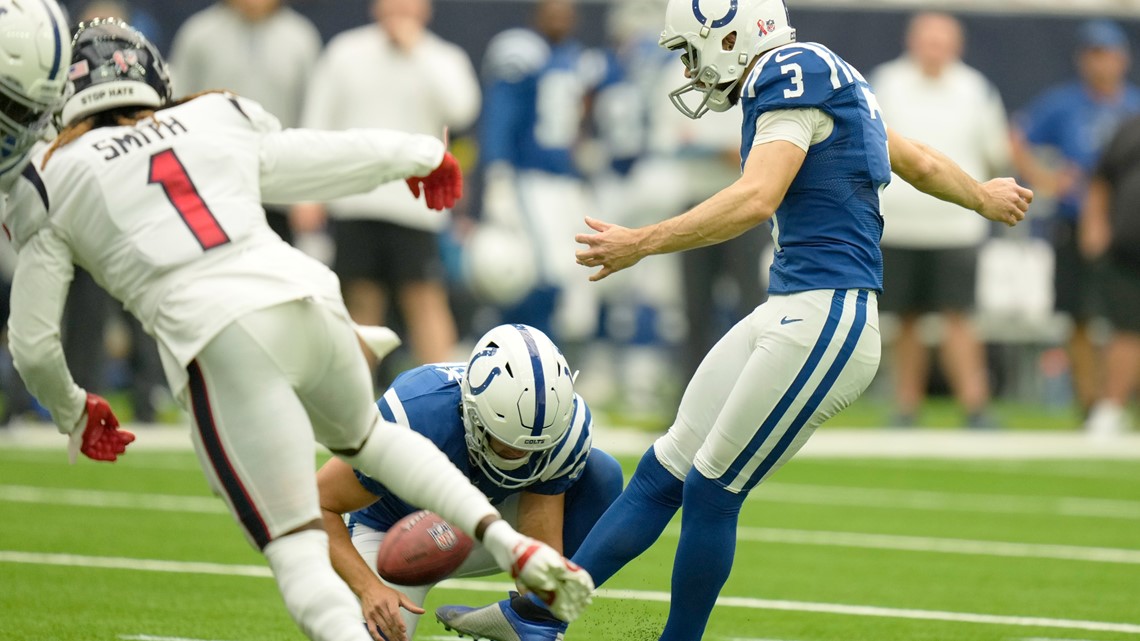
[
  {"left": 348, "top": 363, "right": 594, "bottom": 532},
  {"left": 740, "top": 43, "right": 891, "bottom": 294},
  {"left": 1017, "top": 81, "right": 1140, "bottom": 220},
  {"left": 480, "top": 28, "right": 597, "bottom": 176}
]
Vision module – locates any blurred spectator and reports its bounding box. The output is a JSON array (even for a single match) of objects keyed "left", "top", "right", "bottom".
[
  {"left": 1012, "top": 18, "right": 1140, "bottom": 417},
  {"left": 478, "top": 0, "right": 601, "bottom": 342},
  {"left": 871, "top": 12, "right": 1011, "bottom": 428},
  {"left": 1079, "top": 114, "right": 1140, "bottom": 438},
  {"left": 75, "top": 0, "right": 163, "bottom": 47},
  {"left": 168, "top": 0, "right": 322, "bottom": 245},
  {"left": 294, "top": 0, "right": 478, "bottom": 370}
]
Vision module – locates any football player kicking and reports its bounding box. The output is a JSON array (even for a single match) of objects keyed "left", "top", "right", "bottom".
[
  {"left": 3, "top": 19, "right": 593, "bottom": 641},
  {"left": 318, "top": 323, "right": 623, "bottom": 641},
  {"left": 435, "top": 0, "right": 1033, "bottom": 640}
]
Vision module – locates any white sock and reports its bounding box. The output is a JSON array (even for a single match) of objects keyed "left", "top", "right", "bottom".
[{"left": 263, "top": 529, "right": 371, "bottom": 641}]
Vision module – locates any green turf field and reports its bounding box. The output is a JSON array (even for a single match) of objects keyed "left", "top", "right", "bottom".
[{"left": 2, "top": 445, "right": 1138, "bottom": 641}]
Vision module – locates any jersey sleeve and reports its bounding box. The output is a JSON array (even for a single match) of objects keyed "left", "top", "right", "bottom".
[
  {"left": 745, "top": 46, "right": 843, "bottom": 114},
  {"left": 751, "top": 108, "right": 832, "bottom": 152},
  {"left": 223, "top": 93, "right": 283, "bottom": 135},
  {"left": 258, "top": 128, "right": 444, "bottom": 204},
  {"left": 7, "top": 228, "right": 86, "bottom": 433}
]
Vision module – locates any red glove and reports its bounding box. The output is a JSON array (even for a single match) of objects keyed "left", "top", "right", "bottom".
[
  {"left": 69, "top": 393, "right": 134, "bottom": 463},
  {"left": 406, "top": 151, "right": 463, "bottom": 211}
]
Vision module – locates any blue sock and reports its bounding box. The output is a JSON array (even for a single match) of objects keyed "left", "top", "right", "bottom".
[
  {"left": 659, "top": 468, "right": 747, "bottom": 641},
  {"left": 561, "top": 448, "right": 625, "bottom": 557},
  {"left": 571, "top": 446, "right": 684, "bottom": 586},
  {"left": 524, "top": 447, "right": 683, "bottom": 615}
]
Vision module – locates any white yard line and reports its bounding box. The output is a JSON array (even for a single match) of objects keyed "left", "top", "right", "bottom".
[
  {"left": 0, "top": 485, "right": 227, "bottom": 514},
  {"left": 723, "top": 527, "right": 1140, "bottom": 564},
  {"left": 5, "top": 552, "right": 1140, "bottom": 635},
  {"left": 756, "top": 483, "right": 1140, "bottom": 520},
  {"left": 3, "top": 425, "right": 1139, "bottom": 458},
  {"left": 6, "top": 485, "right": 1139, "bottom": 565},
  {"left": 120, "top": 635, "right": 235, "bottom": 641},
  {"left": 7, "top": 481, "right": 1140, "bottom": 524}
]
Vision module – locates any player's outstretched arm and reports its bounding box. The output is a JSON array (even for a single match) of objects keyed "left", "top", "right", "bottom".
[
  {"left": 8, "top": 229, "right": 135, "bottom": 462},
  {"left": 575, "top": 140, "right": 805, "bottom": 281},
  {"left": 887, "top": 128, "right": 1032, "bottom": 227},
  {"left": 317, "top": 458, "right": 423, "bottom": 641}
]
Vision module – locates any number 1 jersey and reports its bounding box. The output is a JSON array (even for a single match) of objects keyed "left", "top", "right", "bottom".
[{"left": 4, "top": 92, "right": 443, "bottom": 397}]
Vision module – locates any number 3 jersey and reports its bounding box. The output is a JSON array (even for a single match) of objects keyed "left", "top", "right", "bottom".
[
  {"left": 3, "top": 92, "right": 445, "bottom": 424},
  {"left": 740, "top": 42, "right": 892, "bottom": 295}
]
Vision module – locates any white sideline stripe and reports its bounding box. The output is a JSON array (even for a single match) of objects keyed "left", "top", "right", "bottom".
[
  {"left": 7, "top": 484, "right": 1139, "bottom": 565},
  {"left": 7, "top": 481, "right": 1140, "bottom": 524},
  {"left": 120, "top": 635, "right": 234, "bottom": 641},
  {"left": 719, "top": 526, "right": 1140, "bottom": 565},
  {"left": 757, "top": 483, "right": 1140, "bottom": 520},
  {"left": 5, "top": 552, "right": 1140, "bottom": 635},
  {"left": 0, "top": 485, "right": 227, "bottom": 514},
  {"left": 446, "top": 580, "right": 1140, "bottom": 635},
  {"left": 0, "top": 551, "right": 273, "bottom": 577}
]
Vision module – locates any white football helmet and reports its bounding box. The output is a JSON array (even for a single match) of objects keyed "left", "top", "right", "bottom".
[
  {"left": 463, "top": 225, "right": 538, "bottom": 307},
  {"left": 0, "top": 0, "right": 71, "bottom": 172},
  {"left": 659, "top": 0, "right": 796, "bottom": 118},
  {"left": 461, "top": 324, "right": 576, "bottom": 489}
]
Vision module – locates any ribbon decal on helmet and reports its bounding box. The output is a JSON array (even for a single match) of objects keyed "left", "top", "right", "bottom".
[
  {"left": 467, "top": 348, "right": 501, "bottom": 395},
  {"left": 692, "top": 0, "right": 738, "bottom": 28}
]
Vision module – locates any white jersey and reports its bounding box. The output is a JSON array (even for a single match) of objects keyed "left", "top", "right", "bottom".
[{"left": 4, "top": 92, "right": 445, "bottom": 430}]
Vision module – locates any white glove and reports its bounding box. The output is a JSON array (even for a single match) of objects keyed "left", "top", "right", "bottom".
[{"left": 481, "top": 519, "right": 594, "bottom": 623}]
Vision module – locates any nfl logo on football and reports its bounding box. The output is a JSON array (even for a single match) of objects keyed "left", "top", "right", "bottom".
[{"left": 428, "top": 522, "right": 459, "bottom": 551}]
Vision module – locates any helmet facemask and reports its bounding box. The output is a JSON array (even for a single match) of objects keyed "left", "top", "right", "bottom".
[
  {"left": 659, "top": 0, "right": 797, "bottom": 119},
  {"left": 663, "top": 32, "right": 746, "bottom": 119}
]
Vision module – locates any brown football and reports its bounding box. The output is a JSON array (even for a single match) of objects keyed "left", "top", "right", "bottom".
[{"left": 375, "top": 510, "right": 475, "bottom": 586}]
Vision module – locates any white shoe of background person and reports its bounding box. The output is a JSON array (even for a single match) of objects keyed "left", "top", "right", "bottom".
[{"left": 1084, "top": 400, "right": 1131, "bottom": 440}]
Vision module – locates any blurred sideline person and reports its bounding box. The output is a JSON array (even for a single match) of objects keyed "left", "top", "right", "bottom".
[
  {"left": 871, "top": 12, "right": 1011, "bottom": 428},
  {"left": 1012, "top": 19, "right": 1140, "bottom": 417},
  {"left": 318, "top": 324, "right": 623, "bottom": 640},
  {"left": 0, "top": 0, "right": 72, "bottom": 425},
  {"left": 1080, "top": 114, "right": 1140, "bottom": 438},
  {"left": 436, "top": 0, "right": 1031, "bottom": 639},
  {"left": 293, "top": 0, "right": 479, "bottom": 371},
  {"left": 478, "top": 0, "right": 601, "bottom": 342},
  {"left": 4, "top": 20, "right": 591, "bottom": 641},
  {"left": 169, "top": 0, "right": 322, "bottom": 245}
]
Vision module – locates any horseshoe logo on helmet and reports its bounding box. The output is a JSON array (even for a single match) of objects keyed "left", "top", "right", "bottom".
[
  {"left": 467, "top": 348, "right": 502, "bottom": 395},
  {"left": 692, "top": 0, "right": 738, "bottom": 29}
]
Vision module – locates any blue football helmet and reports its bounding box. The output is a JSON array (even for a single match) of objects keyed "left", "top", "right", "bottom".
[{"left": 461, "top": 324, "right": 575, "bottom": 490}]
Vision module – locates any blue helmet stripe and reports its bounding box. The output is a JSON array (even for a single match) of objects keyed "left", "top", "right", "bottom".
[
  {"left": 513, "top": 324, "right": 546, "bottom": 436},
  {"left": 38, "top": 0, "right": 63, "bottom": 81},
  {"left": 692, "top": 0, "right": 738, "bottom": 29}
]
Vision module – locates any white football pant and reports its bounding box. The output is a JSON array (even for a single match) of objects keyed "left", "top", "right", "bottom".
[{"left": 655, "top": 288, "right": 880, "bottom": 492}]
